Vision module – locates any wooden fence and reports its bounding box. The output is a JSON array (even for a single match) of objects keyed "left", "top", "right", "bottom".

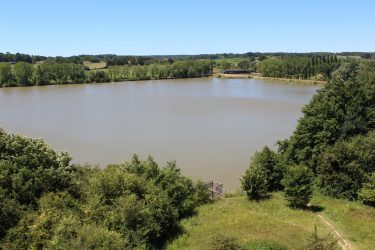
[{"left": 205, "top": 180, "right": 225, "bottom": 198}]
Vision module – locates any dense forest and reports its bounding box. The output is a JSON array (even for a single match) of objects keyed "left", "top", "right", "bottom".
[
  {"left": 242, "top": 60, "right": 375, "bottom": 208},
  {"left": 1, "top": 51, "right": 374, "bottom": 87},
  {"left": 0, "top": 129, "right": 210, "bottom": 249}
]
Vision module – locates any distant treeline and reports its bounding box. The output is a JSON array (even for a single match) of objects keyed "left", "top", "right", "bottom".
[
  {"left": 0, "top": 60, "right": 213, "bottom": 86},
  {"left": 107, "top": 60, "right": 213, "bottom": 81},
  {"left": 1, "top": 51, "right": 374, "bottom": 65},
  {"left": 1, "top": 51, "right": 375, "bottom": 86},
  {"left": 257, "top": 54, "right": 340, "bottom": 80},
  {"left": 0, "top": 53, "right": 47, "bottom": 64}
]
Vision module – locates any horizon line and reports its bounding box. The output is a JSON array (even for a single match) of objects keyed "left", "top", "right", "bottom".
[{"left": 1, "top": 50, "right": 374, "bottom": 58}]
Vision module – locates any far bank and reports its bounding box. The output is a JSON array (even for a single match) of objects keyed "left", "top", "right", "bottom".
[{"left": 215, "top": 72, "right": 326, "bottom": 85}]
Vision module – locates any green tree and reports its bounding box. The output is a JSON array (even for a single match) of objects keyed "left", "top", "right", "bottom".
[
  {"left": 48, "top": 221, "right": 128, "bottom": 250},
  {"left": 0, "top": 129, "right": 74, "bottom": 205},
  {"left": 155, "top": 161, "right": 197, "bottom": 217},
  {"left": 122, "top": 155, "right": 208, "bottom": 218},
  {"left": 281, "top": 165, "right": 314, "bottom": 208},
  {"left": 88, "top": 70, "right": 110, "bottom": 83},
  {"left": 282, "top": 62, "right": 375, "bottom": 170},
  {"left": 250, "top": 146, "right": 284, "bottom": 191},
  {"left": 193, "top": 180, "right": 211, "bottom": 206},
  {"left": 220, "top": 61, "right": 232, "bottom": 70},
  {"left": 32, "top": 64, "right": 47, "bottom": 85},
  {"left": 0, "top": 188, "right": 23, "bottom": 238},
  {"left": 0, "top": 62, "right": 14, "bottom": 86},
  {"left": 84, "top": 165, "right": 179, "bottom": 248},
  {"left": 241, "top": 165, "right": 269, "bottom": 200},
  {"left": 13, "top": 62, "right": 33, "bottom": 85},
  {"left": 317, "top": 132, "right": 375, "bottom": 200},
  {"left": 358, "top": 173, "right": 375, "bottom": 207}
]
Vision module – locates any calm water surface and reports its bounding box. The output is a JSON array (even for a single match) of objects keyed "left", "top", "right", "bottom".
[{"left": 0, "top": 78, "right": 319, "bottom": 189}]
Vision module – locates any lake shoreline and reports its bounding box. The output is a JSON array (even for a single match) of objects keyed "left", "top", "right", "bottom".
[
  {"left": 0, "top": 75, "right": 212, "bottom": 89},
  {"left": 0, "top": 73, "right": 325, "bottom": 89},
  {"left": 215, "top": 73, "right": 326, "bottom": 85}
]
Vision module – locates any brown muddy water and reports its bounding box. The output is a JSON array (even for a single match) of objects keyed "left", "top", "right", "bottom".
[{"left": 0, "top": 77, "right": 320, "bottom": 190}]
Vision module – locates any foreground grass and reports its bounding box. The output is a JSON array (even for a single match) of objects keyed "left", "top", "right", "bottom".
[
  {"left": 312, "top": 194, "right": 375, "bottom": 250},
  {"left": 167, "top": 193, "right": 375, "bottom": 250},
  {"left": 167, "top": 193, "right": 328, "bottom": 249}
]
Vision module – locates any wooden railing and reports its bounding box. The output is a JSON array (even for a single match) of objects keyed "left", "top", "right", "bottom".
[{"left": 205, "top": 180, "right": 224, "bottom": 198}]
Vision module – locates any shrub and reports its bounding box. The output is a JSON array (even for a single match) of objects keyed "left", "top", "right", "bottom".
[
  {"left": 302, "top": 225, "right": 338, "bottom": 250},
  {"left": 241, "top": 146, "right": 285, "bottom": 200},
  {"left": 358, "top": 172, "right": 375, "bottom": 206},
  {"left": 0, "top": 129, "right": 74, "bottom": 204},
  {"left": 317, "top": 132, "right": 375, "bottom": 200},
  {"left": 155, "top": 161, "right": 197, "bottom": 217},
  {"left": 210, "top": 234, "right": 244, "bottom": 250},
  {"left": 241, "top": 165, "right": 269, "bottom": 200},
  {"left": 250, "top": 146, "right": 285, "bottom": 191},
  {"left": 88, "top": 70, "right": 110, "bottom": 83},
  {"left": 281, "top": 165, "right": 314, "bottom": 208},
  {"left": 193, "top": 179, "right": 211, "bottom": 206},
  {"left": 246, "top": 239, "right": 288, "bottom": 250},
  {"left": 123, "top": 155, "right": 208, "bottom": 218},
  {"left": 0, "top": 188, "right": 23, "bottom": 238}
]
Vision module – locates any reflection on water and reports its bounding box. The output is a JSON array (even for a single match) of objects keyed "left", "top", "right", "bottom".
[{"left": 0, "top": 77, "right": 319, "bottom": 189}]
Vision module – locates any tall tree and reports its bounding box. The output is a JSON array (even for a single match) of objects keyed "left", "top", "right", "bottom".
[
  {"left": 13, "top": 62, "right": 33, "bottom": 85},
  {"left": 0, "top": 62, "right": 13, "bottom": 86}
]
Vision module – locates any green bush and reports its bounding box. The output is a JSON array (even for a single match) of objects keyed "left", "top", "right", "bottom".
[
  {"left": 241, "top": 165, "right": 269, "bottom": 200},
  {"left": 193, "top": 179, "right": 211, "bottom": 206},
  {"left": 358, "top": 172, "right": 375, "bottom": 206},
  {"left": 210, "top": 234, "right": 244, "bottom": 250},
  {"left": 281, "top": 165, "right": 314, "bottom": 208},
  {"left": 251, "top": 146, "right": 284, "bottom": 191},
  {"left": 302, "top": 225, "right": 338, "bottom": 250},
  {"left": 241, "top": 146, "right": 285, "bottom": 200},
  {"left": 0, "top": 129, "right": 76, "bottom": 239},
  {"left": 0, "top": 130, "right": 209, "bottom": 249},
  {"left": 48, "top": 221, "right": 129, "bottom": 250},
  {"left": 88, "top": 70, "right": 110, "bottom": 83},
  {"left": 246, "top": 239, "right": 288, "bottom": 250},
  {"left": 0, "top": 188, "right": 23, "bottom": 238},
  {"left": 122, "top": 155, "right": 209, "bottom": 218},
  {"left": 317, "top": 132, "right": 375, "bottom": 200}
]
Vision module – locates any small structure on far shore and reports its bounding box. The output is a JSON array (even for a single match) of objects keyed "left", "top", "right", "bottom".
[
  {"left": 221, "top": 69, "right": 254, "bottom": 74},
  {"left": 205, "top": 180, "right": 225, "bottom": 198}
]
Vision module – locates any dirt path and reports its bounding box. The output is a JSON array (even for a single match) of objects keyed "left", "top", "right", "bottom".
[{"left": 317, "top": 214, "right": 354, "bottom": 250}]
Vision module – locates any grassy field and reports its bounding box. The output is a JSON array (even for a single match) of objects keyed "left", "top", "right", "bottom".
[
  {"left": 214, "top": 57, "right": 246, "bottom": 66},
  {"left": 311, "top": 194, "right": 375, "bottom": 250},
  {"left": 83, "top": 61, "right": 107, "bottom": 70},
  {"left": 167, "top": 192, "right": 375, "bottom": 250}
]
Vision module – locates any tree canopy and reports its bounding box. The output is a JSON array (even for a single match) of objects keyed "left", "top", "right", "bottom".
[{"left": 0, "top": 129, "right": 210, "bottom": 249}]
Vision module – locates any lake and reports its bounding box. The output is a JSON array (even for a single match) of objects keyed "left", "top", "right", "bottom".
[{"left": 0, "top": 77, "right": 320, "bottom": 190}]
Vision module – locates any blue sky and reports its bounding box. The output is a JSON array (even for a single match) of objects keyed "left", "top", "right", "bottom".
[{"left": 1, "top": 0, "right": 374, "bottom": 56}]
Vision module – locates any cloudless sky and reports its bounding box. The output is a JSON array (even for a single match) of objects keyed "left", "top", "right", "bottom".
[{"left": 1, "top": 0, "right": 374, "bottom": 56}]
